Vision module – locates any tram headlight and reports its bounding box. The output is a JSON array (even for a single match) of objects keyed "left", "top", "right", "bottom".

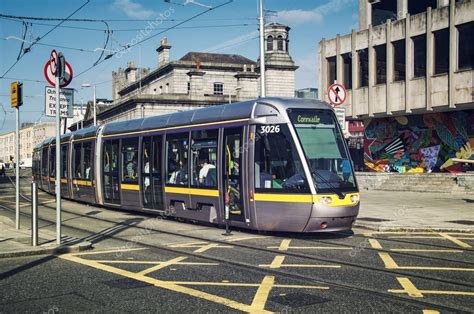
[
  {"left": 350, "top": 194, "right": 360, "bottom": 204},
  {"left": 319, "top": 196, "right": 333, "bottom": 205}
]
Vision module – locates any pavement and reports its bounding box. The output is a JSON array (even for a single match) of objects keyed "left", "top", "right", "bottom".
[
  {"left": 356, "top": 190, "right": 474, "bottom": 232},
  {"left": 0, "top": 216, "right": 92, "bottom": 258}
]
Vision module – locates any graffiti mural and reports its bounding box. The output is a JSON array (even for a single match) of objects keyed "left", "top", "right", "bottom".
[{"left": 364, "top": 110, "right": 474, "bottom": 173}]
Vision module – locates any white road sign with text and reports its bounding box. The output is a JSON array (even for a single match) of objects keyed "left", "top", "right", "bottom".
[
  {"left": 334, "top": 107, "right": 346, "bottom": 131},
  {"left": 45, "top": 87, "right": 74, "bottom": 118}
]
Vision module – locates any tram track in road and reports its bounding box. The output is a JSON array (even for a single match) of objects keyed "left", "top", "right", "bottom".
[
  {"left": 0, "top": 197, "right": 471, "bottom": 313},
  {"left": 0, "top": 185, "right": 472, "bottom": 311},
  {"left": 4, "top": 176, "right": 474, "bottom": 282},
  {"left": 6, "top": 174, "right": 474, "bottom": 266}
]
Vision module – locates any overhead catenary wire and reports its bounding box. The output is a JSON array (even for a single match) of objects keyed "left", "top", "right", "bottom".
[
  {"left": 74, "top": 0, "right": 234, "bottom": 79},
  {"left": 1, "top": 16, "right": 255, "bottom": 32},
  {"left": 0, "top": 0, "right": 90, "bottom": 78}
]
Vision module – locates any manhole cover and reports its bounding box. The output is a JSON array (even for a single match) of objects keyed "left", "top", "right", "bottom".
[
  {"left": 269, "top": 293, "right": 330, "bottom": 307},
  {"left": 103, "top": 278, "right": 152, "bottom": 289},
  {"left": 357, "top": 217, "right": 392, "bottom": 222},
  {"left": 447, "top": 220, "right": 474, "bottom": 226}
]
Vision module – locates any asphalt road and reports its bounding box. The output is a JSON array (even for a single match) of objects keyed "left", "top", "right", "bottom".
[{"left": 0, "top": 173, "right": 473, "bottom": 313}]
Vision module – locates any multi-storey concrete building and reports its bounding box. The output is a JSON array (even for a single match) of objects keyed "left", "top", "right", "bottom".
[
  {"left": 0, "top": 122, "right": 55, "bottom": 167},
  {"left": 320, "top": 0, "right": 474, "bottom": 173},
  {"left": 81, "top": 23, "right": 297, "bottom": 126}
]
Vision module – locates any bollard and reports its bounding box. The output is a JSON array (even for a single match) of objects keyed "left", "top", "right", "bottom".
[{"left": 31, "top": 181, "right": 38, "bottom": 246}]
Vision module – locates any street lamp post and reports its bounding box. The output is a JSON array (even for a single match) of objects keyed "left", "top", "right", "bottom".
[{"left": 81, "top": 83, "right": 96, "bottom": 126}]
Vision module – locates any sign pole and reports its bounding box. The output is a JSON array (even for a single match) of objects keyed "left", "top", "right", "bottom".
[
  {"left": 55, "top": 74, "right": 61, "bottom": 245},
  {"left": 15, "top": 104, "right": 20, "bottom": 230}
]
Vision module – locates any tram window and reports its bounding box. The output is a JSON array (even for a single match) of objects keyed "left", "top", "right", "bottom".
[
  {"left": 166, "top": 133, "right": 189, "bottom": 186},
  {"left": 61, "top": 145, "right": 68, "bottom": 178},
  {"left": 73, "top": 143, "right": 82, "bottom": 179},
  {"left": 41, "top": 148, "right": 48, "bottom": 176},
  {"left": 121, "top": 138, "right": 138, "bottom": 184},
  {"left": 191, "top": 129, "right": 218, "bottom": 188},
  {"left": 83, "top": 142, "right": 93, "bottom": 180},
  {"left": 288, "top": 109, "right": 357, "bottom": 193},
  {"left": 49, "top": 147, "right": 56, "bottom": 177},
  {"left": 254, "top": 124, "right": 309, "bottom": 192}
]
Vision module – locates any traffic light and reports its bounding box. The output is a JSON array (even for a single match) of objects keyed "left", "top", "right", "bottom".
[{"left": 11, "top": 81, "right": 23, "bottom": 108}]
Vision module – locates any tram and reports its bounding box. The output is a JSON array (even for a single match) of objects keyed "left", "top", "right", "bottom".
[{"left": 33, "top": 97, "right": 360, "bottom": 232}]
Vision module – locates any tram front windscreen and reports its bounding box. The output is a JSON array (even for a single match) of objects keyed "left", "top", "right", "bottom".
[{"left": 288, "top": 109, "right": 357, "bottom": 193}]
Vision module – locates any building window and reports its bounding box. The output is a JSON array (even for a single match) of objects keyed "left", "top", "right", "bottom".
[
  {"left": 393, "top": 40, "right": 406, "bottom": 81},
  {"left": 277, "top": 35, "right": 284, "bottom": 51},
  {"left": 458, "top": 22, "right": 474, "bottom": 70},
  {"left": 342, "top": 53, "right": 352, "bottom": 90},
  {"left": 358, "top": 49, "right": 369, "bottom": 87},
  {"left": 374, "top": 44, "right": 387, "bottom": 84},
  {"left": 408, "top": 0, "right": 436, "bottom": 15},
  {"left": 434, "top": 28, "right": 449, "bottom": 74},
  {"left": 412, "top": 34, "right": 427, "bottom": 78},
  {"left": 213, "top": 82, "right": 224, "bottom": 95},
  {"left": 372, "top": 0, "right": 397, "bottom": 27},
  {"left": 159, "top": 86, "right": 163, "bottom": 94},
  {"left": 327, "top": 56, "right": 337, "bottom": 87},
  {"left": 165, "top": 83, "right": 169, "bottom": 93},
  {"left": 187, "top": 81, "right": 191, "bottom": 93},
  {"left": 266, "top": 35, "right": 273, "bottom": 51}
]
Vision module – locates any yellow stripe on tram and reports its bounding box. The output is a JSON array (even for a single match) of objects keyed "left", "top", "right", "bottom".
[
  {"left": 165, "top": 186, "right": 219, "bottom": 197},
  {"left": 254, "top": 194, "right": 314, "bottom": 203},
  {"left": 73, "top": 179, "right": 93, "bottom": 187},
  {"left": 121, "top": 184, "right": 140, "bottom": 191}
]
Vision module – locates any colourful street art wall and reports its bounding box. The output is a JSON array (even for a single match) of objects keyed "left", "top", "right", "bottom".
[{"left": 363, "top": 110, "right": 474, "bottom": 173}]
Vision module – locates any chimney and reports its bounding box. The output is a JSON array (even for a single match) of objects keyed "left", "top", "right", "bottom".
[
  {"left": 157, "top": 37, "right": 171, "bottom": 68},
  {"left": 125, "top": 61, "right": 137, "bottom": 83}
]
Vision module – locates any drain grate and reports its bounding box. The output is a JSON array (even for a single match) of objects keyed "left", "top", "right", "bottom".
[
  {"left": 269, "top": 293, "right": 330, "bottom": 307},
  {"left": 103, "top": 278, "right": 152, "bottom": 289},
  {"left": 357, "top": 217, "right": 392, "bottom": 222},
  {"left": 447, "top": 220, "right": 474, "bottom": 226}
]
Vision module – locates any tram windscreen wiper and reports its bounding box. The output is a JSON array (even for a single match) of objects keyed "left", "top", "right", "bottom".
[{"left": 311, "top": 169, "right": 345, "bottom": 199}]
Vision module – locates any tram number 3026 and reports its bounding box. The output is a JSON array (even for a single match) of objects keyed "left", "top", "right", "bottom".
[{"left": 259, "top": 125, "right": 280, "bottom": 134}]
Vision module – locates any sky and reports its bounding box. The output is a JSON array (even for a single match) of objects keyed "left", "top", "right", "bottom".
[{"left": 0, "top": 0, "right": 358, "bottom": 133}]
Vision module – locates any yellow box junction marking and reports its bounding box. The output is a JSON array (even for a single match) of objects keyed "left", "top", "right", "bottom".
[
  {"left": 225, "top": 236, "right": 267, "bottom": 242},
  {"left": 366, "top": 231, "right": 474, "bottom": 249},
  {"left": 368, "top": 239, "right": 462, "bottom": 253},
  {"left": 369, "top": 239, "right": 473, "bottom": 271},
  {"left": 389, "top": 277, "right": 474, "bottom": 298},
  {"left": 168, "top": 241, "right": 233, "bottom": 253},
  {"left": 259, "top": 256, "right": 341, "bottom": 269},
  {"left": 58, "top": 248, "right": 328, "bottom": 313},
  {"left": 268, "top": 239, "right": 351, "bottom": 251}
]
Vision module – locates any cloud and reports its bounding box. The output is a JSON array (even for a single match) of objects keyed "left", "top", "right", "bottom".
[
  {"left": 273, "top": 0, "right": 356, "bottom": 25},
  {"left": 113, "top": 0, "right": 154, "bottom": 19}
]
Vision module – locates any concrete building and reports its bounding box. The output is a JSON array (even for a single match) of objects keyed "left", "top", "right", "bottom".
[
  {"left": 81, "top": 23, "right": 297, "bottom": 126},
  {"left": 0, "top": 122, "right": 55, "bottom": 167},
  {"left": 319, "top": 0, "right": 474, "bottom": 173}
]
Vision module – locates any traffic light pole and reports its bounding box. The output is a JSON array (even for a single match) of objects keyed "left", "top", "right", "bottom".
[
  {"left": 55, "top": 75, "right": 61, "bottom": 245},
  {"left": 15, "top": 105, "right": 20, "bottom": 230}
]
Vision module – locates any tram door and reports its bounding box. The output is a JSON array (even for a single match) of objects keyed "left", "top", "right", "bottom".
[
  {"left": 141, "top": 136, "right": 163, "bottom": 210},
  {"left": 222, "top": 127, "right": 245, "bottom": 221},
  {"left": 103, "top": 140, "right": 120, "bottom": 204}
]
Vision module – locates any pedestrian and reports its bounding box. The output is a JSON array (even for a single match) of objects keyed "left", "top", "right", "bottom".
[{"left": 0, "top": 164, "right": 5, "bottom": 177}]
